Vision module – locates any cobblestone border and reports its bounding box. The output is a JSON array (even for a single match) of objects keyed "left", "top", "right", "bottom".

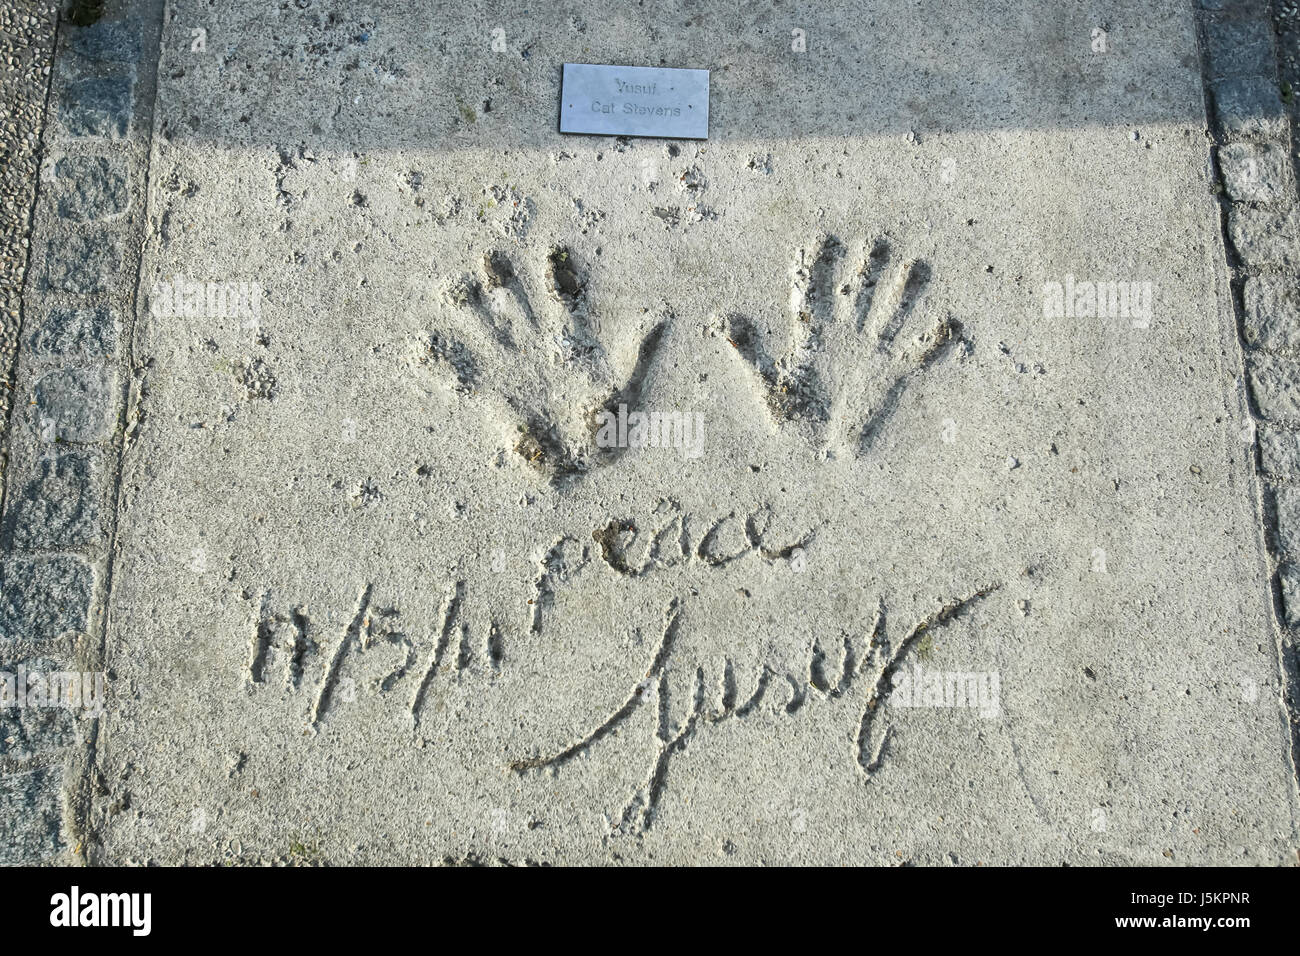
[
  {"left": 0, "top": 0, "right": 163, "bottom": 864},
  {"left": 0, "top": 4, "right": 59, "bottom": 489},
  {"left": 1195, "top": 0, "right": 1300, "bottom": 790}
]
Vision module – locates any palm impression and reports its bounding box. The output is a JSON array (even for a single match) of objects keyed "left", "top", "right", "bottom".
[
  {"left": 413, "top": 247, "right": 667, "bottom": 484},
  {"left": 725, "top": 235, "right": 961, "bottom": 457}
]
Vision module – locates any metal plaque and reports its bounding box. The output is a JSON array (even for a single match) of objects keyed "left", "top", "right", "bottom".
[{"left": 559, "top": 63, "right": 709, "bottom": 140}]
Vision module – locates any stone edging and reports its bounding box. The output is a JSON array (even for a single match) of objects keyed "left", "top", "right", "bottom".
[
  {"left": 0, "top": 3, "right": 59, "bottom": 485},
  {"left": 1194, "top": 0, "right": 1300, "bottom": 791},
  {"left": 0, "top": 0, "right": 162, "bottom": 865}
]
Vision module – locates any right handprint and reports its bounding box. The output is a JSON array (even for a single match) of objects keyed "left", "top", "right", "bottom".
[{"left": 724, "top": 235, "right": 961, "bottom": 457}]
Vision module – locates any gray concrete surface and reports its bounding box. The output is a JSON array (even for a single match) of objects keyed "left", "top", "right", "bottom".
[{"left": 2, "top": 0, "right": 1300, "bottom": 865}]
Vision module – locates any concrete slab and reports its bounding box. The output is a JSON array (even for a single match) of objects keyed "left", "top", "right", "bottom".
[{"left": 4, "top": 0, "right": 1298, "bottom": 865}]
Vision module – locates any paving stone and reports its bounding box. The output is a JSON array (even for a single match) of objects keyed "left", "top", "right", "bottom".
[
  {"left": 1248, "top": 352, "right": 1300, "bottom": 420},
  {"left": 1274, "top": 487, "right": 1300, "bottom": 557},
  {"left": 0, "top": 556, "right": 93, "bottom": 645},
  {"left": 6, "top": 451, "right": 101, "bottom": 551},
  {"left": 59, "top": 71, "right": 134, "bottom": 139},
  {"left": 27, "top": 305, "right": 117, "bottom": 359},
  {"left": 45, "top": 231, "right": 123, "bottom": 294},
  {"left": 1280, "top": 565, "right": 1300, "bottom": 626},
  {"left": 1211, "top": 76, "right": 1287, "bottom": 138},
  {"left": 0, "top": 765, "right": 66, "bottom": 864},
  {"left": 1204, "top": 14, "right": 1276, "bottom": 81},
  {"left": 1229, "top": 205, "right": 1300, "bottom": 268},
  {"left": 0, "top": 657, "right": 79, "bottom": 760},
  {"left": 1219, "top": 143, "right": 1294, "bottom": 204},
  {"left": 1258, "top": 424, "right": 1300, "bottom": 473},
  {"left": 32, "top": 367, "right": 116, "bottom": 444},
  {"left": 1243, "top": 276, "right": 1300, "bottom": 350},
  {"left": 0, "top": 707, "right": 78, "bottom": 762},
  {"left": 67, "top": 19, "right": 143, "bottom": 64},
  {"left": 54, "top": 155, "right": 129, "bottom": 221}
]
